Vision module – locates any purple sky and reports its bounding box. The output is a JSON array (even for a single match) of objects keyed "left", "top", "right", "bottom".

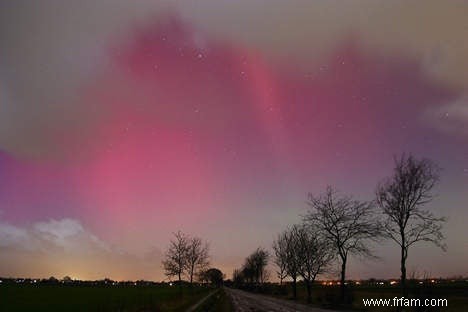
[{"left": 0, "top": 1, "right": 467, "bottom": 281}]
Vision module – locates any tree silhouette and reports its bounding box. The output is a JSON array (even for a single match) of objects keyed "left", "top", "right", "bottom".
[
  {"left": 242, "top": 247, "right": 269, "bottom": 285},
  {"left": 232, "top": 268, "right": 245, "bottom": 286},
  {"left": 200, "top": 268, "right": 224, "bottom": 286},
  {"left": 272, "top": 233, "right": 288, "bottom": 285},
  {"left": 185, "top": 236, "right": 210, "bottom": 285},
  {"left": 162, "top": 231, "right": 189, "bottom": 284},
  {"left": 295, "top": 225, "right": 334, "bottom": 303},
  {"left": 162, "top": 231, "right": 211, "bottom": 287},
  {"left": 273, "top": 225, "right": 301, "bottom": 299},
  {"left": 304, "top": 186, "right": 381, "bottom": 303},
  {"left": 376, "top": 154, "right": 446, "bottom": 296}
]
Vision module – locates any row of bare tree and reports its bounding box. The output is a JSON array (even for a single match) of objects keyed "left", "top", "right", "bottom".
[
  {"left": 233, "top": 248, "right": 270, "bottom": 286},
  {"left": 161, "top": 231, "right": 226, "bottom": 287},
  {"left": 234, "top": 154, "right": 445, "bottom": 304},
  {"left": 162, "top": 154, "right": 446, "bottom": 303},
  {"left": 273, "top": 223, "right": 335, "bottom": 302},
  {"left": 269, "top": 154, "right": 446, "bottom": 303},
  {"left": 161, "top": 231, "right": 210, "bottom": 286}
]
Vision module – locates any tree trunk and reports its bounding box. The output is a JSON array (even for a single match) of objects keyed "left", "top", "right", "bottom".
[
  {"left": 340, "top": 258, "right": 346, "bottom": 303},
  {"left": 292, "top": 276, "right": 297, "bottom": 299},
  {"left": 306, "top": 280, "right": 312, "bottom": 303},
  {"left": 178, "top": 272, "right": 182, "bottom": 296},
  {"left": 401, "top": 246, "right": 407, "bottom": 297}
]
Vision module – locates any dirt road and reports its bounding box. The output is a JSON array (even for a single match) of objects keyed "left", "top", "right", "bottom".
[{"left": 225, "top": 288, "right": 337, "bottom": 312}]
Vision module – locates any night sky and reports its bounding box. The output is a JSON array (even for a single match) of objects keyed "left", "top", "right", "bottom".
[{"left": 0, "top": 1, "right": 467, "bottom": 281}]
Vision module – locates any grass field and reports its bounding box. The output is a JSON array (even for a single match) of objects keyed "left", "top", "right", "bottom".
[
  {"left": 0, "top": 283, "right": 211, "bottom": 312},
  {"left": 192, "top": 288, "right": 233, "bottom": 312}
]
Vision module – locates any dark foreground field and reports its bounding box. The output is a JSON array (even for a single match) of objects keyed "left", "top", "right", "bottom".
[
  {"left": 0, "top": 283, "right": 212, "bottom": 312},
  {"left": 3, "top": 282, "right": 468, "bottom": 312},
  {"left": 234, "top": 281, "right": 468, "bottom": 312}
]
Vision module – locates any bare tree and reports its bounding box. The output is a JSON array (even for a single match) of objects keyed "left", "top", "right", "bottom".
[
  {"left": 232, "top": 268, "right": 244, "bottom": 286},
  {"left": 304, "top": 186, "right": 381, "bottom": 303},
  {"left": 286, "top": 225, "right": 302, "bottom": 299},
  {"left": 162, "top": 231, "right": 189, "bottom": 284},
  {"left": 272, "top": 233, "right": 288, "bottom": 285},
  {"left": 274, "top": 225, "right": 302, "bottom": 299},
  {"left": 252, "top": 247, "right": 270, "bottom": 284},
  {"left": 243, "top": 247, "right": 269, "bottom": 285},
  {"left": 295, "top": 225, "right": 334, "bottom": 303},
  {"left": 376, "top": 154, "right": 446, "bottom": 296},
  {"left": 185, "top": 236, "right": 210, "bottom": 285},
  {"left": 241, "top": 264, "right": 255, "bottom": 284}
]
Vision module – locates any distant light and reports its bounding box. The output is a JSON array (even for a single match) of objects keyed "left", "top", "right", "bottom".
[
  {"left": 419, "top": 281, "right": 423, "bottom": 284},
  {"left": 431, "top": 279, "right": 436, "bottom": 283},
  {"left": 355, "top": 281, "right": 361, "bottom": 285},
  {"left": 169, "top": 282, "right": 173, "bottom": 286},
  {"left": 379, "top": 282, "right": 384, "bottom": 285},
  {"left": 390, "top": 281, "right": 397, "bottom": 285}
]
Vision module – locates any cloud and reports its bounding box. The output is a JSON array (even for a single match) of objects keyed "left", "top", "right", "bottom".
[
  {"left": 0, "top": 222, "right": 30, "bottom": 249},
  {"left": 0, "top": 218, "right": 111, "bottom": 256},
  {"left": 423, "top": 94, "right": 468, "bottom": 136},
  {"left": 0, "top": 218, "right": 162, "bottom": 280},
  {"left": 33, "top": 218, "right": 110, "bottom": 253}
]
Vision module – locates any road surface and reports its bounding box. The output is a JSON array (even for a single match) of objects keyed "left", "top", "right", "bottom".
[{"left": 225, "top": 288, "right": 337, "bottom": 312}]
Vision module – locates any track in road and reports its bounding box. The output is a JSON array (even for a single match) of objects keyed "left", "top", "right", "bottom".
[{"left": 225, "top": 288, "right": 337, "bottom": 312}]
